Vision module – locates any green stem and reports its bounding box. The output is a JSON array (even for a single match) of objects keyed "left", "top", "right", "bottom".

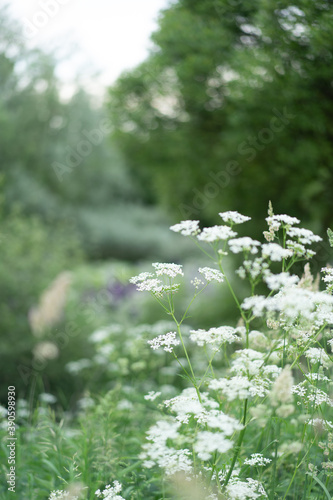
[
  {"left": 270, "top": 418, "right": 280, "bottom": 499},
  {"left": 173, "top": 317, "right": 201, "bottom": 402},
  {"left": 223, "top": 399, "right": 248, "bottom": 488},
  {"left": 180, "top": 284, "right": 209, "bottom": 325},
  {"left": 290, "top": 323, "right": 327, "bottom": 369}
]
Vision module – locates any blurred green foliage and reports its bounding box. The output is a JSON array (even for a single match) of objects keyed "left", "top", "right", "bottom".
[
  {"left": 108, "top": 0, "right": 333, "bottom": 234},
  {"left": 0, "top": 206, "right": 82, "bottom": 401}
]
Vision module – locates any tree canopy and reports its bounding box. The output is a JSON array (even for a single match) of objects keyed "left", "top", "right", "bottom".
[{"left": 108, "top": 0, "right": 333, "bottom": 233}]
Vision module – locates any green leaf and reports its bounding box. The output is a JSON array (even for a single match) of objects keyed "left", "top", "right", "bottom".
[
  {"left": 307, "top": 473, "right": 332, "bottom": 500},
  {"left": 327, "top": 228, "right": 333, "bottom": 248}
]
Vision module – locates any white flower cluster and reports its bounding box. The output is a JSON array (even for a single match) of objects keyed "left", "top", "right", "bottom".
[
  {"left": 226, "top": 477, "right": 267, "bottom": 499},
  {"left": 231, "top": 349, "right": 265, "bottom": 376},
  {"left": 152, "top": 262, "right": 184, "bottom": 278},
  {"left": 322, "top": 266, "right": 333, "bottom": 292},
  {"left": 144, "top": 391, "right": 161, "bottom": 401},
  {"left": 198, "top": 225, "right": 237, "bottom": 242},
  {"left": 263, "top": 213, "right": 321, "bottom": 258},
  {"left": 286, "top": 240, "right": 315, "bottom": 259},
  {"left": 244, "top": 453, "right": 272, "bottom": 466},
  {"left": 209, "top": 348, "right": 281, "bottom": 401},
  {"left": 229, "top": 237, "right": 261, "bottom": 254},
  {"left": 305, "top": 347, "right": 331, "bottom": 368},
  {"left": 170, "top": 220, "right": 200, "bottom": 236},
  {"left": 287, "top": 227, "right": 322, "bottom": 245},
  {"left": 198, "top": 267, "right": 224, "bottom": 283},
  {"left": 236, "top": 258, "right": 270, "bottom": 281},
  {"left": 149, "top": 388, "right": 243, "bottom": 462},
  {"left": 147, "top": 332, "right": 180, "bottom": 353},
  {"left": 130, "top": 263, "right": 183, "bottom": 296},
  {"left": 130, "top": 209, "right": 333, "bottom": 496},
  {"left": 190, "top": 326, "right": 240, "bottom": 348},
  {"left": 164, "top": 388, "right": 218, "bottom": 424},
  {"left": 95, "top": 481, "right": 125, "bottom": 500},
  {"left": 194, "top": 431, "right": 233, "bottom": 460},
  {"left": 292, "top": 382, "right": 333, "bottom": 408},
  {"left": 242, "top": 287, "right": 333, "bottom": 325},
  {"left": 266, "top": 214, "right": 300, "bottom": 231},
  {"left": 307, "top": 418, "right": 333, "bottom": 430},
  {"left": 49, "top": 492, "right": 78, "bottom": 500},
  {"left": 210, "top": 375, "right": 270, "bottom": 400},
  {"left": 219, "top": 211, "right": 251, "bottom": 225},
  {"left": 140, "top": 419, "right": 193, "bottom": 475},
  {"left": 264, "top": 272, "right": 299, "bottom": 291},
  {"left": 261, "top": 243, "right": 293, "bottom": 262}
]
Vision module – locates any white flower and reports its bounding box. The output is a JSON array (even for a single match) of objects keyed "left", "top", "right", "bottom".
[
  {"left": 191, "top": 277, "right": 205, "bottom": 289},
  {"left": 266, "top": 214, "right": 300, "bottom": 230},
  {"left": 322, "top": 267, "right": 333, "bottom": 283},
  {"left": 286, "top": 240, "right": 315, "bottom": 258},
  {"left": 95, "top": 481, "right": 125, "bottom": 500},
  {"left": 322, "top": 267, "right": 333, "bottom": 292},
  {"left": 226, "top": 478, "right": 267, "bottom": 499},
  {"left": 229, "top": 237, "right": 261, "bottom": 254},
  {"left": 210, "top": 376, "right": 265, "bottom": 400},
  {"left": 270, "top": 365, "right": 294, "bottom": 405},
  {"left": 264, "top": 272, "right": 299, "bottom": 290},
  {"left": 197, "top": 225, "right": 237, "bottom": 242},
  {"left": 152, "top": 262, "right": 184, "bottom": 278},
  {"left": 292, "top": 383, "right": 333, "bottom": 407},
  {"left": 262, "top": 243, "right": 293, "bottom": 261},
  {"left": 39, "top": 393, "right": 57, "bottom": 404},
  {"left": 145, "top": 419, "right": 180, "bottom": 443},
  {"left": 190, "top": 326, "right": 240, "bottom": 347},
  {"left": 242, "top": 287, "right": 333, "bottom": 323},
  {"left": 129, "top": 272, "right": 154, "bottom": 284},
  {"left": 244, "top": 454, "right": 272, "bottom": 466},
  {"left": 305, "top": 347, "right": 331, "bottom": 368},
  {"left": 236, "top": 258, "right": 269, "bottom": 281},
  {"left": 117, "top": 399, "right": 134, "bottom": 410},
  {"left": 199, "top": 410, "right": 243, "bottom": 435},
  {"left": 307, "top": 418, "right": 333, "bottom": 430},
  {"left": 287, "top": 227, "right": 322, "bottom": 245},
  {"left": 194, "top": 431, "right": 233, "bottom": 460},
  {"left": 231, "top": 349, "right": 265, "bottom": 376},
  {"left": 164, "top": 388, "right": 218, "bottom": 423},
  {"left": 164, "top": 389, "right": 205, "bottom": 423},
  {"left": 170, "top": 220, "right": 200, "bottom": 236},
  {"left": 248, "top": 330, "right": 268, "bottom": 349},
  {"left": 219, "top": 211, "right": 251, "bottom": 225},
  {"left": 242, "top": 295, "right": 268, "bottom": 316},
  {"left": 144, "top": 391, "right": 162, "bottom": 401},
  {"left": 148, "top": 332, "right": 180, "bottom": 353},
  {"left": 157, "top": 448, "right": 193, "bottom": 476},
  {"left": 140, "top": 419, "right": 193, "bottom": 475},
  {"left": 49, "top": 492, "right": 78, "bottom": 500},
  {"left": 198, "top": 267, "right": 224, "bottom": 283},
  {"left": 136, "top": 278, "right": 164, "bottom": 293}
]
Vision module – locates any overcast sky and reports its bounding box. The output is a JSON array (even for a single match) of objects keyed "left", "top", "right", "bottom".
[{"left": 5, "top": 0, "right": 170, "bottom": 94}]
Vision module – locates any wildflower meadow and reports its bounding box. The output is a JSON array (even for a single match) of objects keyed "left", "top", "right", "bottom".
[
  {"left": 2, "top": 207, "right": 333, "bottom": 499},
  {"left": 2, "top": 2, "right": 333, "bottom": 499}
]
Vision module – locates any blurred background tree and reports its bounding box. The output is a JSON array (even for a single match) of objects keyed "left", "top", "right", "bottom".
[
  {"left": 0, "top": 4, "right": 192, "bottom": 402},
  {"left": 0, "top": 4, "right": 185, "bottom": 261},
  {"left": 108, "top": 0, "right": 333, "bottom": 233}
]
